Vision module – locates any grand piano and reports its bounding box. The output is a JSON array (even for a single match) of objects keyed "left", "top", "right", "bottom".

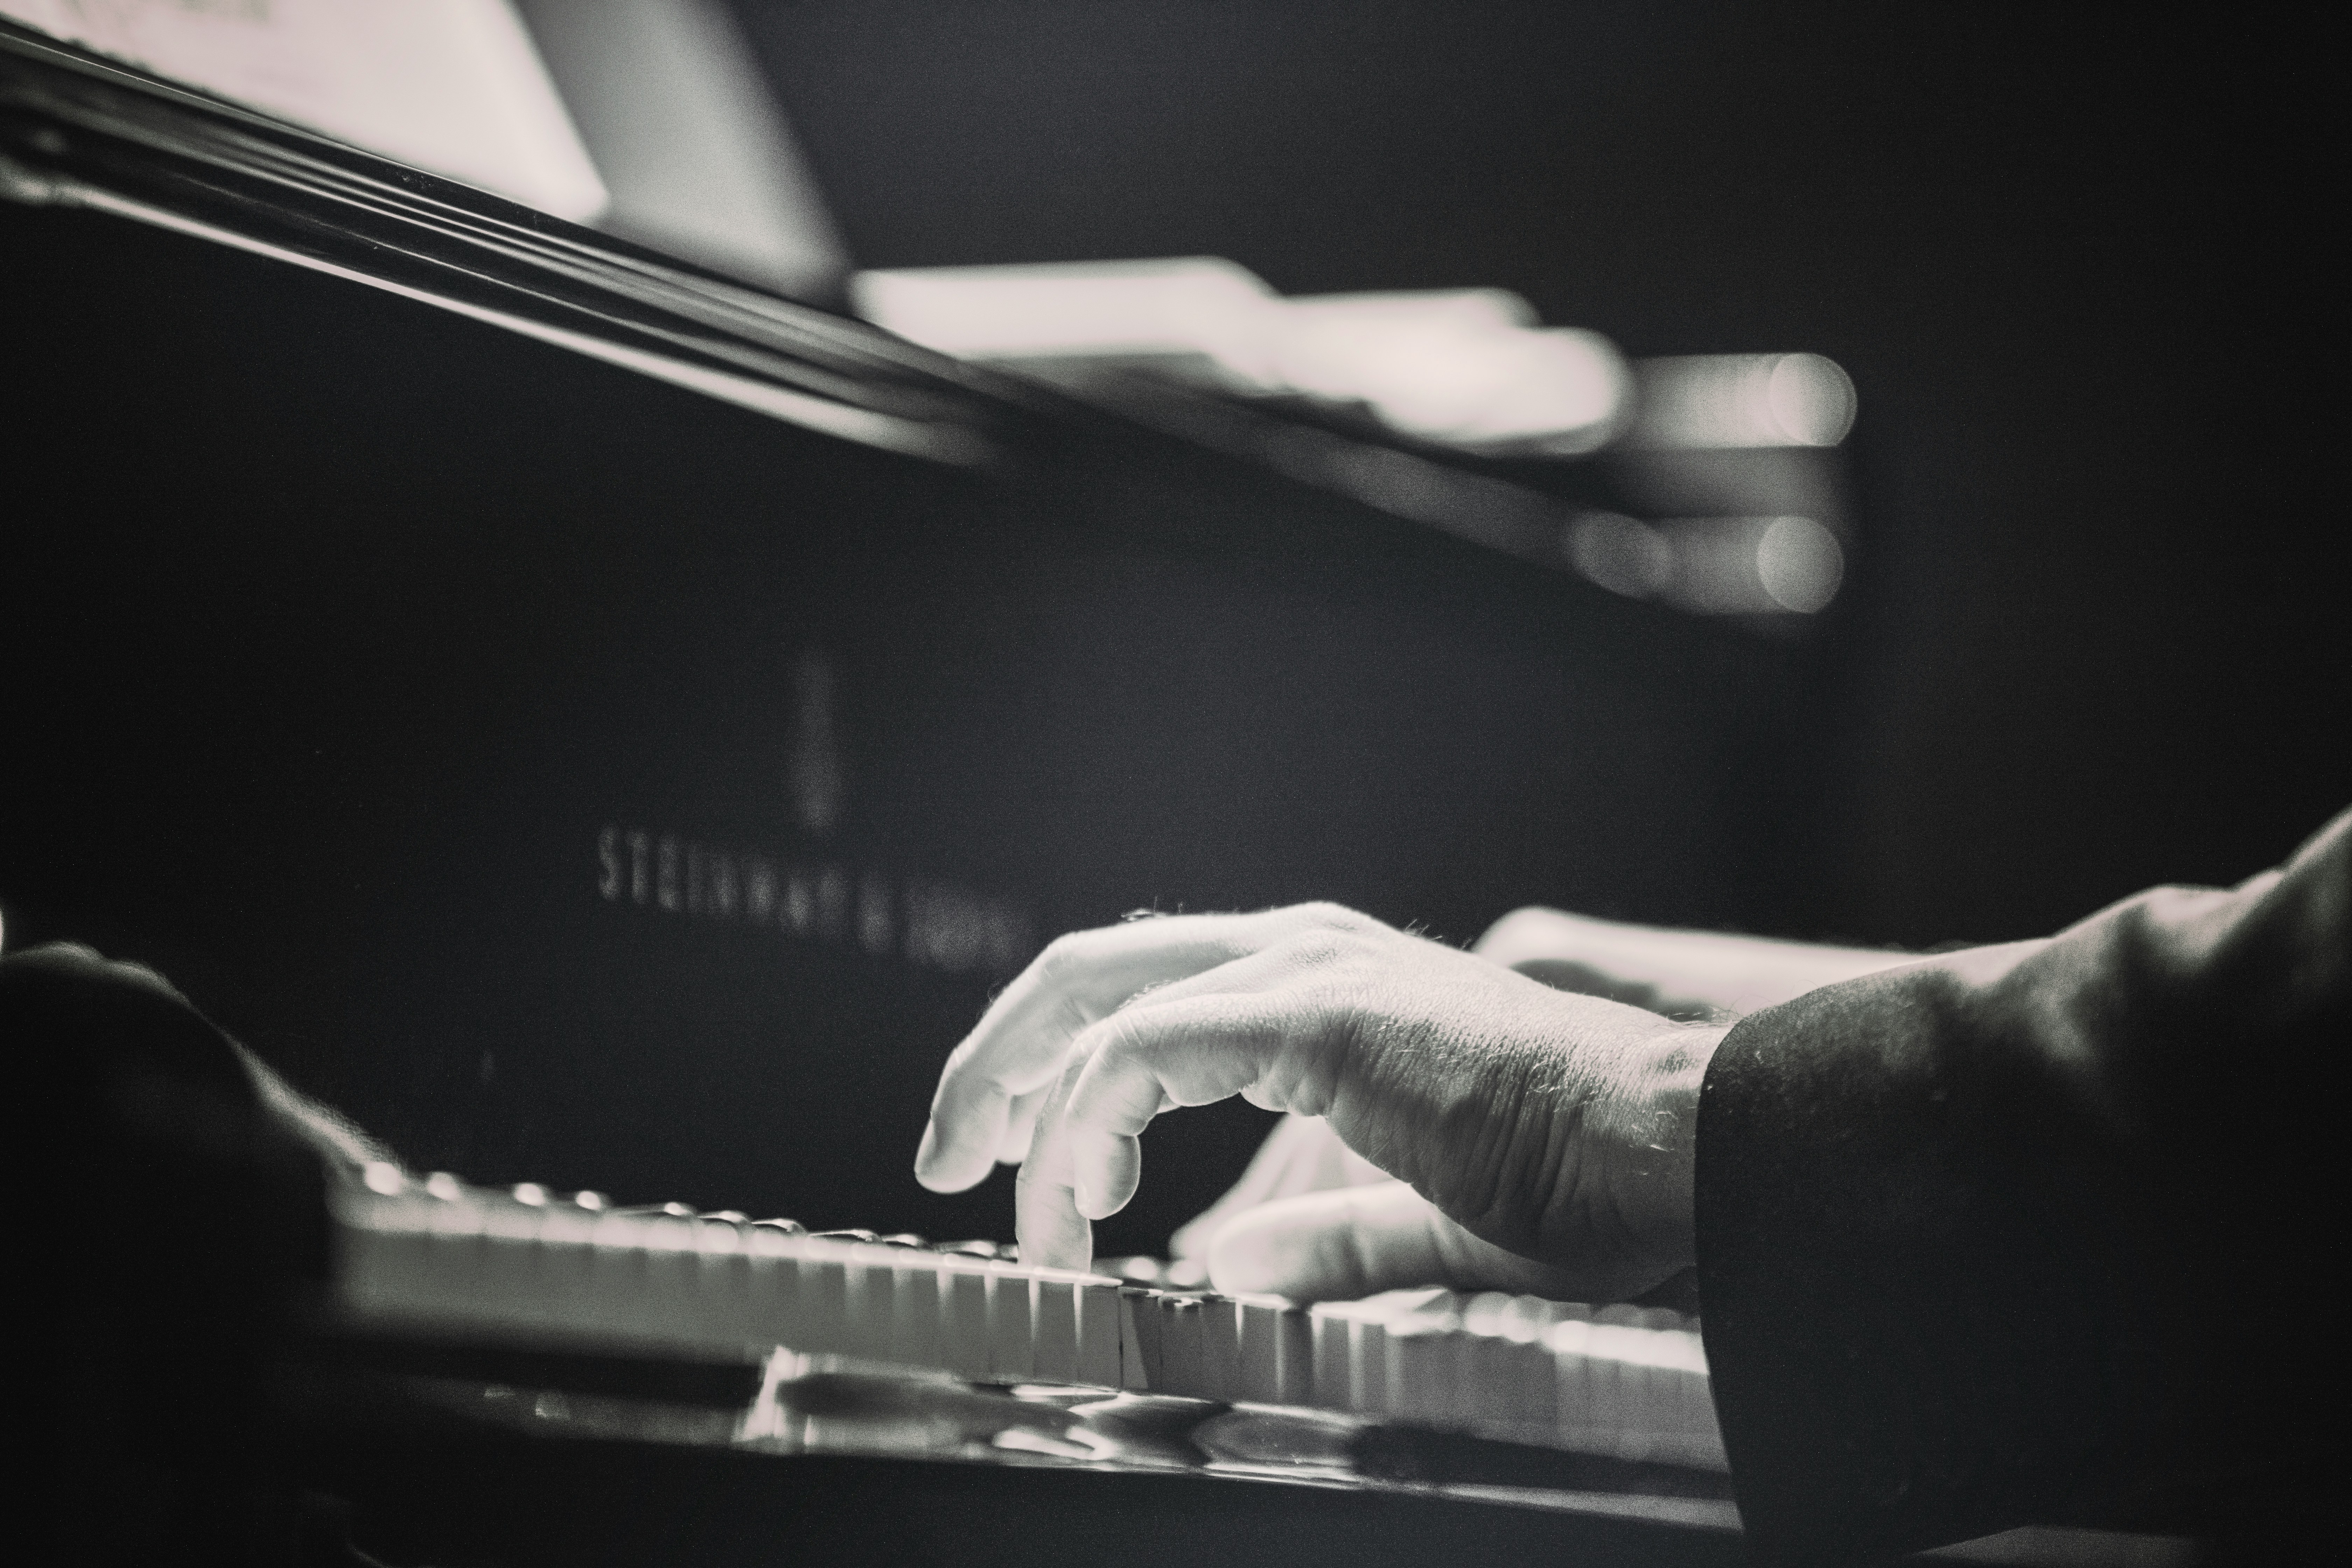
[{"left": 4, "top": 17, "right": 2132, "bottom": 1567}]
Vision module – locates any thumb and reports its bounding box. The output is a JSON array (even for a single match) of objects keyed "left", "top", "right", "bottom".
[
  {"left": 1203, "top": 1181, "right": 1579, "bottom": 1301},
  {"left": 1169, "top": 1114, "right": 1386, "bottom": 1261}
]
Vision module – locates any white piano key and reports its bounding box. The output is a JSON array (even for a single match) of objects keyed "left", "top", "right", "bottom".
[
  {"left": 1382, "top": 1314, "right": 1455, "bottom": 1423},
  {"left": 1276, "top": 1304, "right": 1313, "bottom": 1405},
  {"left": 1308, "top": 1302, "right": 1352, "bottom": 1410},
  {"left": 332, "top": 1191, "right": 435, "bottom": 1324},
  {"left": 1450, "top": 1320, "right": 1512, "bottom": 1430},
  {"left": 1353, "top": 1309, "right": 1392, "bottom": 1415},
  {"left": 470, "top": 1198, "right": 536, "bottom": 1330},
  {"left": 634, "top": 1212, "right": 703, "bottom": 1346},
  {"left": 1610, "top": 1324, "right": 1723, "bottom": 1464},
  {"left": 1586, "top": 1322, "right": 1640, "bottom": 1449},
  {"left": 575, "top": 1210, "right": 649, "bottom": 1343},
  {"left": 1508, "top": 1322, "right": 1557, "bottom": 1434},
  {"left": 1310, "top": 1299, "right": 1391, "bottom": 1413},
  {"left": 1231, "top": 1293, "right": 1301, "bottom": 1404},
  {"left": 1232, "top": 1296, "right": 1277, "bottom": 1402},
  {"left": 1158, "top": 1295, "right": 1205, "bottom": 1396},
  {"left": 527, "top": 1203, "right": 599, "bottom": 1341},
  {"left": 743, "top": 1224, "right": 806, "bottom": 1349},
  {"left": 1197, "top": 1294, "right": 1242, "bottom": 1401},
  {"left": 1550, "top": 1317, "right": 1594, "bottom": 1446},
  {"left": 1030, "top": 1269, "right": 1081, "bottom": 1382},
  {"left": 889, "top": 1253, "right": 944, "bottom": 1369},
  {"left": 1118, "top": 1286, "right": 1161, "bottom": 1391},
  {"left": 591, "top": 1211, "right": 656, "bottom": 1343},
  {"left": 985, "top": 1261, "right": 1034, "bottom": 1380},
  {"left": 1075, "top": 1277, "right": 1122, "bottom": 1388},
  {"left": 1653, "top": 1331, "right": 1717, "bottom": 1446},
  {"left": 420, "top": 1183, "right": 491, "bottom": 1325},
  {"left": 937, "top": 1255, "right": 992, "bottom": 1380},
  {"left": 1272, "top": 1298, "right": 1316, "bottom": 1406},
  {"left": 798, "top": 1246, "right": 849, "bottom": 1357},
  {"left": 846, "top": 1247, "right": 901, "bottom": 1362},
  {"left": 684, "top": 1216, "right": 752, "bottom": 1349},
  {"left": 1453, "top": 1292, "right": 1523, "bottom": 1429}
]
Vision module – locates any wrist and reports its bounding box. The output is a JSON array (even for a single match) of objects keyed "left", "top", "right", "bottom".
[{"left": 1603, "top": 1020, "right": 1729, "bottom": 1282}]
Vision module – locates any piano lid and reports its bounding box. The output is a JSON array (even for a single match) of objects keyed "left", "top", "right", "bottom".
[{"left": 0, "top": 17, "right": 1050, "bottom": 468}]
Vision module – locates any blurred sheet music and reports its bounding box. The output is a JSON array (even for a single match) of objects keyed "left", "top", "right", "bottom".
[{"left": 0, "top": 0, "right": 607, "bottom": 217}]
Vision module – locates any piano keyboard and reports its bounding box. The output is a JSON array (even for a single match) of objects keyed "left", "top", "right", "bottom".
[{"left": 331, "top": 1166, "right": 1725, "bottom": 1470}]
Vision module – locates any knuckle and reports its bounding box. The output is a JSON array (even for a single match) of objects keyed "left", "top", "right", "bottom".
[
  {"left": 1478, "top": 906, "right": 1546, "bottom": 944},
  {"left": 1050, "top": 987, "right": 1101, "bottom": 1049},
  {"left": 1089, "top": 1006, "right": 1157, "bottom": 1065},
  {"left": 1032, "top": 931, "right": 1092, "bottom": 982},
  {"left": 1295, "top": 900, "right": 1370, "bottom": 932},
  {"left": 1281, "top": 924, "right": 1378, "bottom": 976},
  {"left": 1281, "top": 931, "right": 1346, "bottom": 973}
]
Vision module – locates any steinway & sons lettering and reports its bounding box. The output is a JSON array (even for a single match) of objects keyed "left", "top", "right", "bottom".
[{"left": 596, "top": 824, "right": 1035, "bottom": 979}]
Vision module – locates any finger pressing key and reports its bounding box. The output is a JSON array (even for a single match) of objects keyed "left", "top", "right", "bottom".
[{"left": 914, "top": 911, "right": 1314, "bottom": 1194}]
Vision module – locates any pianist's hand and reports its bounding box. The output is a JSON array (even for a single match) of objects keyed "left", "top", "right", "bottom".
[
  {"left": 1167, "top": 906, "right": 1923, "bottom": 1273},
  {"left": 914, "top": 904, "right": 1727, "bottom": 1302},
  {"left": 1, "top": 941, "right": 390, "bottom": 1171}
]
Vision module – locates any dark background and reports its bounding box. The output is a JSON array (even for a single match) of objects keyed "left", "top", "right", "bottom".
[
  {"left": 739, "top": 0, "right": 2351, "bottom": 943},
  {"left": 5, "top": 4, "right": 2346, "bottom": 1251}
]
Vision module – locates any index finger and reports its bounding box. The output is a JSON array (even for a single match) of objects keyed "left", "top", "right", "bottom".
[{"left": 914, "top": 907, "right": 1316, "bottom": 1192}]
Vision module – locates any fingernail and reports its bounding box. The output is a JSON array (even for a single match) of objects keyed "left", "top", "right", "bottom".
[{"left": 1073, "top": 1176, "right": 1096, "bottom": 1216}]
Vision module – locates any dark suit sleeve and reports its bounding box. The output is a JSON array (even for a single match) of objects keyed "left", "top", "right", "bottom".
[{"left": 1694, "top": 808, "right": 2350, "bottom": 1561}]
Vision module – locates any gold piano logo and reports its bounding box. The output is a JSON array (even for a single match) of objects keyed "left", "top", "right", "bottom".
[{"left": 596, "top": 825, "right": 1035, "bottom": 979}]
